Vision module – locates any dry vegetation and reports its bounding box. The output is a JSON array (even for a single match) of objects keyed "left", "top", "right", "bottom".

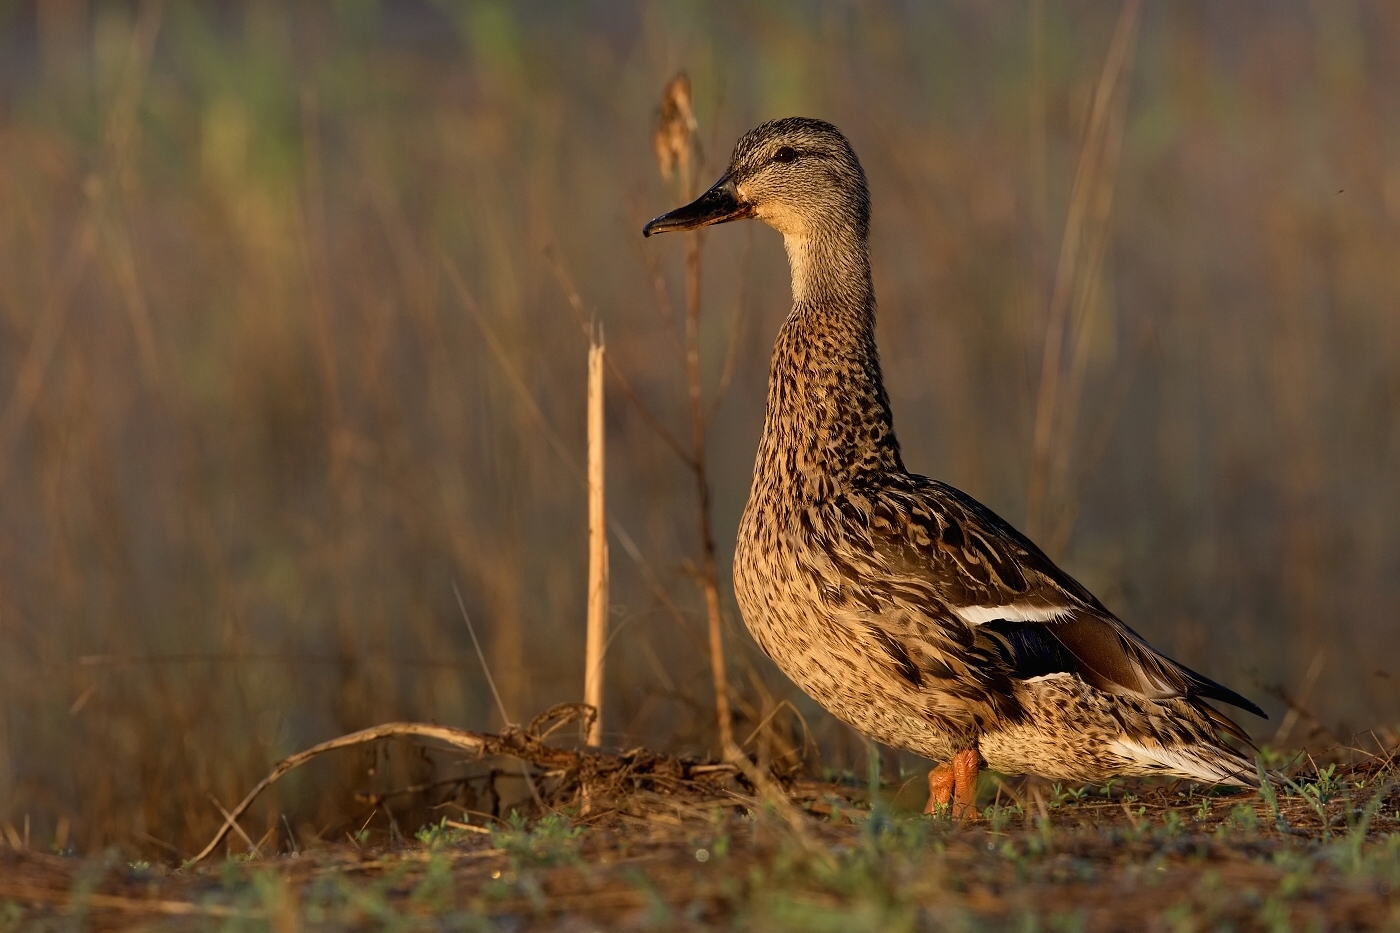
[
  {"left": 3, "top": 731, "right": 1400, "bottom": 930},
  {"left": 2, "top": 1, "right": 1400, "bottom": 927}
]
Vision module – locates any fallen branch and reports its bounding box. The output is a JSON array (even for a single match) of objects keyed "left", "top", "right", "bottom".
[
  {"left": 188, "top": 703, "right": 756, "bottom": 866},
  {"left": 190, "top": 705, "right": 595, "bottom": 865}
]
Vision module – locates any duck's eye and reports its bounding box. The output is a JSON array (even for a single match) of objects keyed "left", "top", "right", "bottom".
[{"left": 773, "top": 146, "right": 798, "bottom": 164}]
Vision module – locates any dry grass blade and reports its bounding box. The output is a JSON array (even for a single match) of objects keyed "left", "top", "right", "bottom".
[
  {"left": 1026, "top": 0, "right": 1142, "bottom": 542},
  {"left": 454, "top": 580, "right": 512, "bottom": 728},
  {"left": 206, "top": 793, "right": 261, "bottom": 859},
  {"left": 443, "top": 252, "right": 582, "bottom": 483}
]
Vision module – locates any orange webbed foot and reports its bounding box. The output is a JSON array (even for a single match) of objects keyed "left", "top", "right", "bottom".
[
  {"left": 924, "top": 749, "right": 981, "bottom": 820},
  {"left": 923, "top": 763, "right": 954, "bottom": 815}
]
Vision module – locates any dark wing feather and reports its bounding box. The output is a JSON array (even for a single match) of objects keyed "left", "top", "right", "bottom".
[
  {"left": 1051, "top": 615, "right": 1266, "bottom": 717},
  {"left": 978, "top": 619, "right": 1079, "bottom": 680},
  {"left": 866, "top": 478, "right": 1266, "bottom": 719}
]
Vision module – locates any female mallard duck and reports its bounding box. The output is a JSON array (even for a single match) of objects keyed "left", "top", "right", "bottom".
[{"left": 644, "top": 117, "right": 1264, "bottom": 817}]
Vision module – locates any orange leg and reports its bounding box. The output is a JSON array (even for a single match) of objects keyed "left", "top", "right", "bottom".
[
  {"left": 924, "top": 749, "right": 981, "bottom": 819},
  {"left": 951, "top": 748, "right": 981, "bottom": 820},
  {"left": 923, "top": 763, "right": 954, "bottom": 814}
]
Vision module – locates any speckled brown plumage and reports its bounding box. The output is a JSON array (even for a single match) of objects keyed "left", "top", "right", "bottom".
[{"left": 645, "top": 117, "right": 1265, "bottom": 796}]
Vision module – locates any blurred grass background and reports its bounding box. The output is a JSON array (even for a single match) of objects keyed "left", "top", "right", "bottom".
[{"left": 1, "top": 0, "right": 1398, "bottom": 856}]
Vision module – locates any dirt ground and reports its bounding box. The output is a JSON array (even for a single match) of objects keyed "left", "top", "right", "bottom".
[{"left": 3, "top": 720, "right": 1399, "bottom": 932}]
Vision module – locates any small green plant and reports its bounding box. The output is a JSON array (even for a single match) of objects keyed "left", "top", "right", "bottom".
[
  {"left": 1229, "top": 804, "right": 1259, "bottom": 832},
  {"left": 1279, "top": 766, "right": 1338, "bottom": 838},
  {"left": 1120, "top": 805, "right": 1149, "bottom": 842},
  {"left": 409, "top": 851, "right": 454, "bottom": 908},
  {"left": 414, "top": 817, "right": 473, "bottom": 850},
  {"left": 1257, "top": 759, "right": 1290, "bottom": 832},
  {"left": 1048, "top": 783, "right": 1088, "bottom": 808},
  {"left": 491, "top": 811, "right": 584, "bottom": 869},
  {"left": 923, "top": 801, "right": 951, "bottom": 821},
  {"left": 1194, "top": 797, "right": 1213, "bottom": 822},
  {"left": 985, "top": 803, "right": 1018, "bottom": 834},
  {"left": 1311, "top": 764, "right": 1342, "bottom": 803},
  {"left": 1329, "top": 780, "right": 1395, "bottom": 874}
]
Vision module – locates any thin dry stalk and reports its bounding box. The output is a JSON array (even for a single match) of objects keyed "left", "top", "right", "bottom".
[
  {"left": 1273, "top": 651, "right": 1329, "bottom": 747},
  {"left": 584, "top": 334, "right": 609, "bottom": 746},
  {"left": 654, "top": 72, "right": 735, "bottom": 755},
  {"left": 1048, "top": 321, "right": 1158, "bottom": 550},
  {"left": 1027, "top": 0, "right": 1049, "bottom": 343},
  {"left": 205, "top": 793, "right": 261, "bottom": 859},
  {"left": 1026, "top": 0, "right": 1141, "bottom": 543},
  {"left": 1045, "top": 66, "right": 1134, "bottom": 556}
]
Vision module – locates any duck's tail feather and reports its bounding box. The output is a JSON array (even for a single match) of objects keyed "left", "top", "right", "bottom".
[
  {"left": 1108, "top": 738, "right": 1260, "bottom": 787},
  {"left": 1202, "top": 702, "right": 1258, "bottom": 750}
]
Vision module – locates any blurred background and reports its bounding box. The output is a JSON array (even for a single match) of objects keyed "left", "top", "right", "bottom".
[{"left": 1, "top": 0, "right": 1398, "bottom": 857}]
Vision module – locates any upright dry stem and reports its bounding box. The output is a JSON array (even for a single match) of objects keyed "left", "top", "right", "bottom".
[
  {"left": 1026, "top": 0, "right": 1141, "bottom": 544},
  {"left": 584, "top": 335, "right": 609, "bottom": 746},
  {"left": 653, "top": 73, "right": 734, "bottom": 755},
  {"left": 686, "top": 232, "right": 734, "bottom": 755}
]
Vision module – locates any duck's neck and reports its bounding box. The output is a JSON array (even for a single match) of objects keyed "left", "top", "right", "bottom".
[{"left": 752, "top": 228, "right": 903, "bottom": 495}]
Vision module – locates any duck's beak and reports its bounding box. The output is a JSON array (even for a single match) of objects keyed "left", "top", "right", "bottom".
[{"left": 643, "top": 174, "right": 752, "bottom": 236}]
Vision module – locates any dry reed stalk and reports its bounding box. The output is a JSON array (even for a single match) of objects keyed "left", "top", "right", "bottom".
[
  {"left": 654, "top": 72, "right": 735, "bottom": 755},
  {"left": 584, "top": 333, "right": 609, "bottom": 746},
  {"left": 1028, "top": 0, "right": 1049, "bottom": 342},
  {"left": 1026, "top": 0, "right": 1141, "bottom": 545}
]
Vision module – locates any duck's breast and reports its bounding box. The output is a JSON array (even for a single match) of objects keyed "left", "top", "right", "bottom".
[{"left": 733, "top": 493, "right": 967, "bottom": 761}]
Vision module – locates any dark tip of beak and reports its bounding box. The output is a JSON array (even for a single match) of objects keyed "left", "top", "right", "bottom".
[{"left": 643, "top": 174, "right": 752, "bottom": 237}]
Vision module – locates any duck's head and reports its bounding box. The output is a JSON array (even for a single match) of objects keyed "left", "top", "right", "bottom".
[{"left": 643, "top": 117, "right": 869, "bottom": 241}]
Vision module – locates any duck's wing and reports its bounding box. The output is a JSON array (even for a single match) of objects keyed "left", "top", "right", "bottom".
[{"left": 863, "top": 479, "right": 1266, "bottom": 721}]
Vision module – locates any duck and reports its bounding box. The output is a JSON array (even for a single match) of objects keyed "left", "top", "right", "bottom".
[{"left": 643, "top": 117, "right": 1264, "bottom": 817}]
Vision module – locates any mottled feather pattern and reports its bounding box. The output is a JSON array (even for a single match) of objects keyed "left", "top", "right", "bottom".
[{"left": 670, "top": 117, "right": 1263, "bottom": 787}]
